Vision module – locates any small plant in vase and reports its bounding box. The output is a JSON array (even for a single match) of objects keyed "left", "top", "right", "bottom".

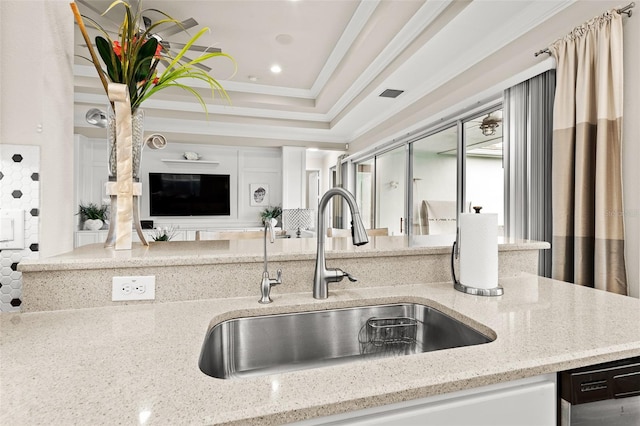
[
  {"left": 78, "top": 203, "right": 109, "bottom": 231},
  {"left": 260, "top": 205, "right": 282, "bottom": 226}
]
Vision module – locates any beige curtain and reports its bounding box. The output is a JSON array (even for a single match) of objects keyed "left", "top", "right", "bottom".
[{"left": 550, "top": 10, "right": 627, "bottom": 294}]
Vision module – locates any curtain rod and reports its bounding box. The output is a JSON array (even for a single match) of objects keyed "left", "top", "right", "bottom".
[{"left": 534, "top": 2, "right": 635, "bottom": 57}]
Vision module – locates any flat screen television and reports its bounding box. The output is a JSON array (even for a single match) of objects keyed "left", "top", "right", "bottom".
[{"left": 149, "top": 172, "right": 230, "bottom": 216}]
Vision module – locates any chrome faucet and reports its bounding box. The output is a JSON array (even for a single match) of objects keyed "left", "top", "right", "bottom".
[
  {"left": 259, "top": 218, "right": 282, "bottom": 304},
  {"left": 313, "top": 187, "right": 369, "bottom": 299}
]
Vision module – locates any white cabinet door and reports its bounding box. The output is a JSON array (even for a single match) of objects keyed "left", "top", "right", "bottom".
[
  {"left": 74, "top": 231, "right": 106, "bottom": 247},
  {"left": 292, "top": 374, "right": 556, "bottom": 426}
]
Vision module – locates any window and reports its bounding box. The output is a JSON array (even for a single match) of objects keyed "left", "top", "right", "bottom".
[
  {"left": 356, "top": 159, "right": 375, "bottom": 229},
  {"left": 412, "top": 125, "right": 458, "bottom": 236},
  {"left": 463, "top": 109, "right": 504, "bottom": 235},
  {"left": 353, "top": 104, "right": 504, "bottom": 244},
  {"left": 375, "top": 146, "right": 406, "bottom": 235}
]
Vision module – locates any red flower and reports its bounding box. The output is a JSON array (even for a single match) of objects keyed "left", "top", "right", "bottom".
[
  {"left": 153, "top": 77, "right": 159, "bottom": 85},
  {"left": 112, "top": 40, "right": 122, "bottom": 59}
]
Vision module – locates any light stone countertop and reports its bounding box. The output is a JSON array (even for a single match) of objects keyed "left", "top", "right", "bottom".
[
  {"left": 2, "top": 274, "right": 640, "bottom": 425},
  {"left": 18, "top": 236, "right": 549, "bottom": 271}
]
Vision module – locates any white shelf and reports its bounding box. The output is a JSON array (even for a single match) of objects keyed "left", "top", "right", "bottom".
[{"left": 161, "top": 159, "right": 220, "bottom": 165}]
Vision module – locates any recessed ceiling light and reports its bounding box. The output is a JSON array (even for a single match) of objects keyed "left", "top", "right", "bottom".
[{"left": 270, "top": 64, "right": 282, "bottom": 74}]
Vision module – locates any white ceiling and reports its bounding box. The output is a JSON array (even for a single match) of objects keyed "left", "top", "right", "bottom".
[{"left": 72, "top": 0, "right": 623, "bottom": 154}]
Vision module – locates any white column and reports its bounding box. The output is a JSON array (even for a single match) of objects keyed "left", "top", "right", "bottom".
[
  {"left": 281, "top": 146, "right": 306, "bottom": 209},
  {"left": 0, "top": 0, "right": 75, "bottom": 257}
]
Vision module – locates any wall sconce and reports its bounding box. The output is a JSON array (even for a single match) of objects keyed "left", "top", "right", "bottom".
[
  {"left": 85, "top": 108, "right": 168, "bottom": 150},
  {"left": 85, "top": 108, "right": 107, "bottom": 128}
]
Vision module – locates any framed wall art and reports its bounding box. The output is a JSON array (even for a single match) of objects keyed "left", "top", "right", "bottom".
[{"left": 250, "top": 183, "right": 269, "bottom": 206}]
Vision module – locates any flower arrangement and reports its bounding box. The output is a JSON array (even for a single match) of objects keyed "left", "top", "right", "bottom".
[
  {"left": 72, "top": 0, "right": 234, "bottom": 112},
  {"left": 150, "top": 226, "right": 177, "bottom": 242}
]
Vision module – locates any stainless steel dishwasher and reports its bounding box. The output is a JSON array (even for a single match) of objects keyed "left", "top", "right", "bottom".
[{"left": 560, "top": 356, "right": 640, "bottom": 425}]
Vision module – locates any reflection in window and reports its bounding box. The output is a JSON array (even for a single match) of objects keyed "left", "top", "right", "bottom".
[
  {"left": 353, "top": 105, "right": 504, "bottom": 243},
  {"left": 375, "top": 146, "right": 406, "bottom": 235},
  {"left": 412, "top": 125, "right": 457, "bottom": 237},
  {"left": 464, "top": 109, "right": 504, "bottom": 235},
  {"left": 356, "top": 159, "right": 375, "bottom": 229}
]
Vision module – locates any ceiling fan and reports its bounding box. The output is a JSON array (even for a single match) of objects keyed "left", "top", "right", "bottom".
[
  {"left": 76, "top": 0, "right": 221, "bottom": 72},
  {"left": 479, "top": 113, "right": 501, "bottom": 137},
  {"left": 465, "top": 110, "right": 503, "bottom": 137}
]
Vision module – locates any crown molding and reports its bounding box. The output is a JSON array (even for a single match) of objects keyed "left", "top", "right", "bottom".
[
  {"left": 325, "top": 0, "right": 453, "bottom": 122},
  {"left": 339, "top": 0, "right": 574, "bottom": 142},
  {"left": 73, "top": 109, "right": 348, "bottom": 144},
  {"left": 308, "top": 0, "right": 381, "bottom": 97},
  {"left": 74, "top": 92, "right": 329, "bottom": 122}
]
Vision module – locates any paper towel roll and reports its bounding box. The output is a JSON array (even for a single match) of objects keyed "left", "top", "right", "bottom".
[{"left": 459, "top": 213, "right": 498, "bottom": 289}]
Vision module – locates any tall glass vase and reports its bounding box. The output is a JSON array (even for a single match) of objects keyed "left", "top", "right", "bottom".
[{"left": 107, "top": 106, "right": 145, "bottom": 181}]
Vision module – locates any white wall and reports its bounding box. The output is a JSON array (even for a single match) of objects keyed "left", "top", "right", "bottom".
[
  {"left": 76, "top": 140, "right": 283, "bottom": 228},
  {"left": 75, "top": 135, "right": 108, "bottom": 204},
  {"left": 0, "top": 1, "right": 74, "bottom": 257}
]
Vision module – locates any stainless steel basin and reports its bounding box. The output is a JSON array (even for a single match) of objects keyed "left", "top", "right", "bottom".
[{"left": 199, "top": 303, "right": 494, "bottom": 379}]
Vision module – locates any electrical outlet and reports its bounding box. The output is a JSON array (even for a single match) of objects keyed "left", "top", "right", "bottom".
[{"left": 112, "top": 276, "right": 155, "bottom": 301}]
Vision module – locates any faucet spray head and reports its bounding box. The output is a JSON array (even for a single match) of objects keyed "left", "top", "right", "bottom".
[{"left": 350, "top": 215, "right": 369, "bottom": 246}]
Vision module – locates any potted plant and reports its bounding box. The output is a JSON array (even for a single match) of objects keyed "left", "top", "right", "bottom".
[
  {"left": 78, "top": 203, "right": 109, "bottom": 231},
  {"left": 260, "top": 205, "right": 282, "bottom": 226},
  {"left": 150, "top": 226, "right": 177, "bottom": 242}
]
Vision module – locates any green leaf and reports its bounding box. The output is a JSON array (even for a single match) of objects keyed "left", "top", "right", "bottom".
[
  {"left": 78, "top": 0, "right": 235, "bottom": 114},
  {"left": 134, "top": 38, "right": 158, "bottom": 82},
  {"left": 95, "top": 36, "right": 118, "bottom": 82}
]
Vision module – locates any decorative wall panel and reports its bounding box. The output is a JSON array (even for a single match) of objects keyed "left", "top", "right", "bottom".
[{"left": 0, "top": 145, "right": 40, "bottom": 312}]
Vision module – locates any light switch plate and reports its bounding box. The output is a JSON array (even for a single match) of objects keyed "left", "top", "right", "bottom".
[
  {"left": 0, "top": 217, "right": 14, "bottom": 241},
  {"left": 0, "top": 210, "right": 24, "bottom": 249}
]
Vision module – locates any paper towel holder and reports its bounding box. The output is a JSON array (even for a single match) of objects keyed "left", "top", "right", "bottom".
[{"left": 450, "top": 235, "right": 504, "bottom": 297}]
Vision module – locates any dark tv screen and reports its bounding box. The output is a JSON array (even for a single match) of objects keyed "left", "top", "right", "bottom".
[{"left": 149, "top": 173, "right": 230, "bottom": 216}]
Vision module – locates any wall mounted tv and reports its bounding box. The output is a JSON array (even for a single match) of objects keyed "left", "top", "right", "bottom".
[{"left": 149, "top": 172, "right": 230, "bottom": 216}]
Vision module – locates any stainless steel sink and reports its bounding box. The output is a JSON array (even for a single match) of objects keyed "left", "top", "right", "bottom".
[{"left": 199, "top": 303, "right": 494, "bottom": 379}]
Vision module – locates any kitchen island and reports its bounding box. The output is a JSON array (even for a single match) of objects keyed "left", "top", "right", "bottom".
[
  {"left": 17, "top": 236, "right": 546, "bottom": 312},
  {"left": 2, "top": 274, "right": 640, "bottom": 425}
]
